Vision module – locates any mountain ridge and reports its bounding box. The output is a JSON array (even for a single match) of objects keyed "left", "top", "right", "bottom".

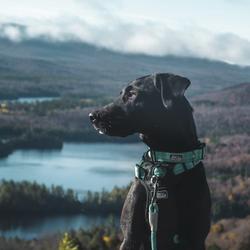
[
  {"left": 192, "top": 82, "right": 250, "bottom": 106},
  {"left": 1, "top": 35, "right": 250, "bottom": 98}
]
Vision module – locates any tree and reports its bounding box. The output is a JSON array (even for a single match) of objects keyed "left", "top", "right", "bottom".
[{"left": 59, "top": 233, "right": 81, "bottom": 250}]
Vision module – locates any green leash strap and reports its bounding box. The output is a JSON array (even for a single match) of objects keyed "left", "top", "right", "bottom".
[
  {"left": 148, "top": 172, "right": 161, "bottom": 250},
  {"left": 149, "top": 202, "right": 159, "bottom": 250},
  {"left": 151, "top": 231, "right": 157, "bottom": 250}
]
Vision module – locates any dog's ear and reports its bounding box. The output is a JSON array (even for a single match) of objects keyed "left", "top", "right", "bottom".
[{"left": 153, "top": 73, "right": 190, "bottom": 108}]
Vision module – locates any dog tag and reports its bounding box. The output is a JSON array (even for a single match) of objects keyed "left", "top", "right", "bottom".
[
  {"left": 170, "top": 154, "right": 183, "bottom": 162},
  {"left": 156, "top": 190, "right": 168, "bottom": 199}
]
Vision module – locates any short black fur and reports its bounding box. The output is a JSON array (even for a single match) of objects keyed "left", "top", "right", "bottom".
[{"left": 89, "top": 73, "right": 211, "bottom": 250}]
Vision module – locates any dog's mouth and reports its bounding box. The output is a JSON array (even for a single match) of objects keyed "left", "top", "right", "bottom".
[
  {"left": 92, "top": 123, "right": 105, "bottom": 135},
  {"left": 92, "top": 120, "right": 112, "bottom": 135},
  {"left": 89, "top": 112, "right": 134, "bottom": 137}
]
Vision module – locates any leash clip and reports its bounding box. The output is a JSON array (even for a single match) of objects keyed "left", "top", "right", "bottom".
[{"left": 150, "top": 176, "right": 159, "bottom": 205}]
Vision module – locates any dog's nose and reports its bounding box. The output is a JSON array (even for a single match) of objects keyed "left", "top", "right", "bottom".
[{"left": 89, "top": 112, "right": 98, "bottom": 123}]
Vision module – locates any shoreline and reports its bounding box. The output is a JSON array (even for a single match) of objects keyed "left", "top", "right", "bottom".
[{"left": 0, "top": 136, "right": 140, "bottom": 159}]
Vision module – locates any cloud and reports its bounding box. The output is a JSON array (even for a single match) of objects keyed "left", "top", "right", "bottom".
[
  {"left": 0, "top": 0, "right": 250, "bottom": 65},
  {"left": 1, "top": 25, "right": 23, "bottom": 42}
]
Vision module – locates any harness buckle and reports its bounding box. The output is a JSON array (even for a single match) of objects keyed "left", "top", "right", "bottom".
[
  {"left": 150, "top": 176, "right": 159, "bottom": 204},
  {"left": 150, "top": 175, "right": 158, "bottom": 185}
]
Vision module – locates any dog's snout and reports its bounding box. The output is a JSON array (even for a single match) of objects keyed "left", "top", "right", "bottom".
[{"left": 89, "top": 112, "right": 98, "bottom": 123}]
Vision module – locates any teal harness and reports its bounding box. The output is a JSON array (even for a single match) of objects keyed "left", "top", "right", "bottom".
[{"left": 134, "top": 143, "right": 206, "bottom": 250}]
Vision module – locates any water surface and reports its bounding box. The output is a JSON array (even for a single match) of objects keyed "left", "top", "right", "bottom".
[
  {"left": 0, "top": 143, "right": 147, "bottom": 239},
  {"left": 0, "top": 143, "right": 147, "bottom": 191},
  {"left": 0, "top": 214, "right": 118, "bottom": 239},
  {"left": 16, "top": 97, "right": 60, "bottom": 103}
]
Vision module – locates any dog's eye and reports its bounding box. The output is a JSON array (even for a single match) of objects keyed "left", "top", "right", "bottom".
[
  {"left": 122, "top": 90, "right": 136, "bottom": 102},
  {"left": 126, "top": 91, "right": 137, "bottom": 100},
  {"left": 127, "top": 91, "right": 135, "bottom": 98}
]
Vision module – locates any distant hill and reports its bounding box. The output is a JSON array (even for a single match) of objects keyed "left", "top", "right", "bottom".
[
  {"left": 192, "top": 82, "right": 250, "bottom": 106},
  {"left": 1, "top": 33, "right": 250, "bottom": 99},
  {"left": 191, "top": 83, "right": 250, "bottom": 137}
]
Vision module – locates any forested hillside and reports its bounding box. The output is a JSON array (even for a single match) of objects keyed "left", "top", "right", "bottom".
[{"left": 0, "top": 82, "right": 248, "bottom": 149}]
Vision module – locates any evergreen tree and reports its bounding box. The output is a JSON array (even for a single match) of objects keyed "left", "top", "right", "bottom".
[{"left": 59, "top": 233, "right": 81, "bottom": 250}]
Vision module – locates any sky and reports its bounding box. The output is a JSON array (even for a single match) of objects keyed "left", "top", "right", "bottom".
[{"left": 0, "top": 0, "right": 250, "bottom": 65}]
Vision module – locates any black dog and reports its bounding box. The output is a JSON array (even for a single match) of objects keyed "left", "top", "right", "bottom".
[{"left": 89, "top": 73, "right": 211, "bottom": 250}]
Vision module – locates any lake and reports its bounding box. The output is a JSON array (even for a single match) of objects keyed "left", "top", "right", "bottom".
[
  {"left": 0, "top": 97, "right": 60, "bottom": 104},
  {"left": 16, "top": 97, "right": 60, "bottom": 103},
  {"left": 0, "top": 214, "right": 119, "bottom": 239},
  {"left": 0, "top": 143, "right": 147, "bottom": 239}
]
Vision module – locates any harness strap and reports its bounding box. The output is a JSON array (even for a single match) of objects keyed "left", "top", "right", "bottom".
[
  {"left": 150, "top": 143, "right": 205, "bottom": 163},
  {"left": 135, "top": 160, "right": 201, "bottom": 178},
  {"left": 135, "top": 143, "right": 206, "bottom": 179}
]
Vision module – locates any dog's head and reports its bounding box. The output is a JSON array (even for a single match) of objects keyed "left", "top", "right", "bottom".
[{"left": 89, "top": 73, "right": 191, "bottom": 138}]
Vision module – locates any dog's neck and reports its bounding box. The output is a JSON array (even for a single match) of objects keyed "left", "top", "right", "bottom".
[
  {"left": 140, "top": 131, "right": 198, "bottom": 152},
  {"left": 140, "top": 101, "right": 199, "bottom": 153}
]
